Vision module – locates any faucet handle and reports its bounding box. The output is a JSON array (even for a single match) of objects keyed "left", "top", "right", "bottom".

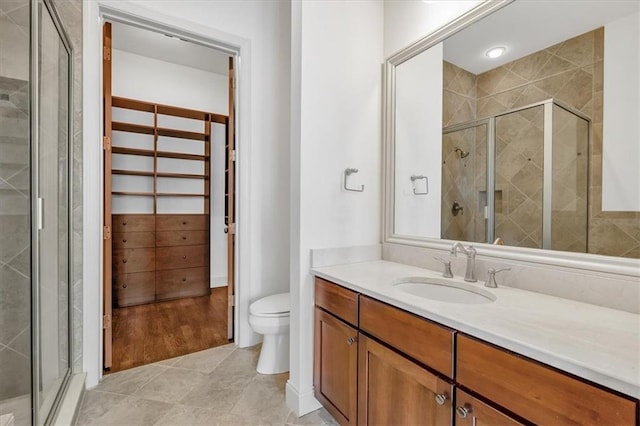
[
  {"left": 434, "top": 257, "right": 454, "bottom": 278},
  {"left": 485, "top": 267, "right": 511, "bottom": 288}
]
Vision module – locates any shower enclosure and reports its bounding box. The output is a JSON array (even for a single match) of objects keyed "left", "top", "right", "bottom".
[
  {"left": 0, "top": 0, "right": 73, "bottom": 424},
  {"left": 442, "top": 99, "right": 590, "bottom": 252}
]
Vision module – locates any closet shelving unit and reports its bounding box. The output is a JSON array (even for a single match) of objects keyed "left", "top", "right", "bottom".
[{"left": 108, "top": 95, "right": 228, "bottom": 308}]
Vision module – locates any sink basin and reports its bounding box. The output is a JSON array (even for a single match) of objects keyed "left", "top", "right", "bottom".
[{"left": 393, "top": 277, "right": 496, "bottom": 304}]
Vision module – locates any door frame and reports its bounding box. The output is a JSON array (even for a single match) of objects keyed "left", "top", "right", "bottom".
[{"left": 83, "top": 2, "right": 250, "bottom": 387}]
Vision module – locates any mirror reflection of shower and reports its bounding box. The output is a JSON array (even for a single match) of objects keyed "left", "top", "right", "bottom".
[{"left": 454, "top": 147, "right": 470, "bottom": 158}]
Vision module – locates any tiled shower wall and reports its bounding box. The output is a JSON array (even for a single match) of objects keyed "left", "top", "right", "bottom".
[
  {"left": 442, "top": 28, "right": 640, "bottom": 257},
  {"left": 0, "top": 1, "right": 32, "bottom": 401},
  {"left": 52, "top": 0, "right": 84, "bottom": 375},
  {"left": 0, "top": 0, "right": 83, "bottom": 403}
]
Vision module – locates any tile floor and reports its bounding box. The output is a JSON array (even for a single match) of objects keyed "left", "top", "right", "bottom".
[{"left": 75, "top": 344, "right": 338, "bottom": 426}]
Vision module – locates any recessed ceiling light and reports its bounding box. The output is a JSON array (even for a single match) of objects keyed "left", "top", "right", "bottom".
[{"left": 486, "top": 47, "right": 506, "bottom": 59}]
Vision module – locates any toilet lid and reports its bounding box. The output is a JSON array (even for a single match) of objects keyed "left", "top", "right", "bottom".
[{"left": 250, "top": 292, "right": 290, "bottom": 315}]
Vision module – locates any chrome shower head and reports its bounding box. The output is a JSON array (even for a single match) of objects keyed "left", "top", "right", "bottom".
[{"left": 454, "top": 147, "right": 470, "bottom": 158}]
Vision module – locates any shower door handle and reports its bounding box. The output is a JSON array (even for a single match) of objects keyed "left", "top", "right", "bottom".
[{"left": 37, "top": 197, "right": 44, "bottom": 230}]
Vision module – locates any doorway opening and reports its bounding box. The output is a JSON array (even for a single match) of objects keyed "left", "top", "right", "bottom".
[{"left": 101, "top": 20, "right": 237, "bottom": 372}]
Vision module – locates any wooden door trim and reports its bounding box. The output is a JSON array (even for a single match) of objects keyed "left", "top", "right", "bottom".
[
  {"left": 102, "top": 21, "right": 113, "bottom": 370},
  {"left": 226, "top": 56, "right": 235, "bottom": 340}
]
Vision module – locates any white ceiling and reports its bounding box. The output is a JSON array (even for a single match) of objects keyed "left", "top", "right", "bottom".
[
  {"left": 111, "top": 21, "right": 231, "bottom": 75},
  {"left": 443, "top": 0, "right": 640, "bottom": 75}
]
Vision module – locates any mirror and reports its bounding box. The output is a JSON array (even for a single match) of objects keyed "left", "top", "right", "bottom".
[{"left": 385, "top": 0, "right": 640, "bottom": 259}]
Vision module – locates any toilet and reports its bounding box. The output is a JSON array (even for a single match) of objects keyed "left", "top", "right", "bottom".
[{"left": 248, "top": 292, "right": 290, "bottom": 374}]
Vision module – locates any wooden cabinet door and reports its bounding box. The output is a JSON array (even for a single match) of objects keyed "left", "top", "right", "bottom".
[
  {"left": 455, "top": 389, "right": 523, "bottom": 426},
  {"left": 358, "top": 334, "right": 452, "bottom": 426},
  {"left": 314, "top": 307, "right": 358, "bottom": 426}
]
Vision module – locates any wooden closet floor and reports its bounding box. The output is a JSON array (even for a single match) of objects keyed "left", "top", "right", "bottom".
[{"left": 109, "top": 287, "right": 229, "bottom": 373}]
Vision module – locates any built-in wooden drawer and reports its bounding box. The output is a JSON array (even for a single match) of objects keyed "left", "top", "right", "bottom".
[
  {"left": 359, "top": 296, "right": 454, "bottom": 379},
  {"left": 113, "top": 271, "right": 155, "bottom": 307},
  {"left": 314, "top": 277, "right": 359, "bottom": 327},
  {"left": 156, "top": 267, "right": 210, "bottom": 300},
  {"left": 156, "top": 245, "right": 209, "bottom": 270},
  {"left": 454, "top": 389, "right": 523, "bottom": 425},
  {"left": 156, "top": 214, "right": 208, "bottom": 231},
  {"left": 156, "top": 230, "right": 208, "bottom": 247},
  {"left": 112, "top": 231, "right": 155, "bottom": 249},
  {"left": 112, "top": 214, "right": 155, "bottom": 233},
  {"left": 456, "top": 334, "right": 638, "bottom": 425},
  {"left": 112, "top": 248, "right": 155, "bottom": 274}
]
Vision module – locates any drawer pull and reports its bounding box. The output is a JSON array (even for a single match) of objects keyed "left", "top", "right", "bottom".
[
  {"left": 183, "top": 255, "right": 187, "bottom": 259},
  {"left": 182, "top": 236, "right": 187, "bottom": 240},
  {"left": 435, "top": 394, "right": 447, "bottom": 406},
  {"left": 346, "top": 336, "right": 357, "bottom": 345},
  {"left": 456, "top": 406, "right": 471, "bottom": 419},
  {"left": 122, "top": 239, "right": 127, "bottom": 243},
  {"left": 122, "top": 259, "right": 127, "bottom": 264},
  {"left": 182, "top": 221, "right": 187, "bottom": 225},
  {"left": 122, "top": 221, "right": 127, "bottom": 226},
  {"left": 122, "top": 283, "right": 127, "bottom": 289},
  {"left": 182, "top": 277, "right": 187, "bottom": 282}
]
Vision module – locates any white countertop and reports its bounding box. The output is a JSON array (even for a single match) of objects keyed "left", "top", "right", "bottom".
[{"left": 312, "top": 260, "right": 640, "bottom": 399}]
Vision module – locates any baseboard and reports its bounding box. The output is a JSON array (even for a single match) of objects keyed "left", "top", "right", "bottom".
[
  {"left": 285, "top": 380, "right": 322, "bottom": 417},
  {"left": 53, "top": 373, "right": 86, "bottom": 426},
  {"left": 210, "top": 276, "right": 228, "bottom": 288}
]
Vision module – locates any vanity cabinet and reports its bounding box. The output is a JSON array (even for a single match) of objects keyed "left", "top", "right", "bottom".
[
  {"left": 454, "top": 389, "right": 523, "bottom": 426},
  {"left": 456, "top": 334, "right": 637, "bottom": 425},
  {"left": 313, "top": 276, "right": 639, "bottom": 426},
  {"left": 314, "top": 279, "right": 359, "bottom": 426},
  {"left": 358, "top": 333, "right": 453, "bottom": 425}
]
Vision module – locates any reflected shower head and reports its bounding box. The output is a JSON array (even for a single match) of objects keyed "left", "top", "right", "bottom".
[{"left": 455, "top": 147, "right": 470, "bottom": 158}]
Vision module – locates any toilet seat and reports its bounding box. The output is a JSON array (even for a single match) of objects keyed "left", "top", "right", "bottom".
[{"left": 249, "top": 292, "right": 289, "bottom": 317}]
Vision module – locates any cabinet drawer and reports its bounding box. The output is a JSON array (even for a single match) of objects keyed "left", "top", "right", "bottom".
[
  {"left": 113, "top": 272, "right": 155, "bottom": 307},
  {"left": 359, "top": 296, "right": 454, "bottom": 379},
  {"left": 156, "top": 214, "right": 208, "bottom": 231},
  {"left": 156, "top": 245, "right": 209, "bottom": 270},
  {"left": 113, "top": 231, "right": 155, "bottom": 249},
  {"left": 156, "top": 230, "right": 208, "bottom": 247},
  {"left": 112, "top": 214, "right": 155, "bottom": 233},
  {"left": 113, "top": 248, "right": 155, "bottom": 274},
  {"left": 456, "top": 334, "right": 637, "bottom": 425},
  {"left": 156, "top": 267, "right": 210, "bottom": 300},
  {"left": 314, "top": 278, "right": 359, "bottom": 327},
  {"left": 454, "top": 389, "right": 523, "bottom": 426}
]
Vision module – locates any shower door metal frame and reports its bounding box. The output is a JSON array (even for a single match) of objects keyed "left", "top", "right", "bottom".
[
  {"left": 30, "top": 0, "right": 74, "bottom": 423},
  {"left": 442, "top": 98, "right": 590, "bottom": 249}
]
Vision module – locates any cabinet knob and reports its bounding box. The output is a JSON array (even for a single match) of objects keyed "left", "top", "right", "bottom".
[
  {"left": 122, "top": 221, "right": 127, "bottom": 226},
  {"left": 122, "top": 283, "right": 127, "bottom": 289},
  {"left": 183, "top": 255, "right": 187, "bottom": 259},
  {"left": 122, "top": 259, "right": 127, "bottom": 263},
  {"left": 346, "top": 336, "right": 357, "bottom": 345},
  {"left": 122, "top": 239, "right": 127, "bottom": 243},
  {"left": 456, "top": 406, "right": 471, "bottom": 419},
  {"left": 182, "top": 236, "right": 187, "bottom": 240},
  {"left": 182, "top": 277, "right": 187, "bottom": 282},
  {"left": 182, "top": 221, "right": 187, "bottom": 225},
  {"left": 434, "top": 394, "right": 447, "bottom": 406}
]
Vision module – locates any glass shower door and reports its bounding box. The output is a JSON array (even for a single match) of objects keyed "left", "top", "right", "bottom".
[
  {"left": 494, "top": 105, "right": 545, "bottom": 248},
  {"left": 441, "top": 122, "right": 488, "bottom": 243},
  {"left": 35, "top": 0, "right": 71, "bottom": 422}
]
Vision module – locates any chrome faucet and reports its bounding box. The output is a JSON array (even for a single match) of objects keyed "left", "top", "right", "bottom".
[{"left": 450, "top": 242, "right": 477, "bottom": 282}]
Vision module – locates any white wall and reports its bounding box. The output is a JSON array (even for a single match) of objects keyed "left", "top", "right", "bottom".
[
  {"left": 288, "top": 0, "right": 383, "bottom": 415},
  {"left": 111, "top": 49, "right": 228, "bottom": 287},
  {"left": 112, "top": 49, "right": 228, "bottom": 113},
  {"left": 384, "top": 0, "right": 482, "bottom": 58},
  {"left": 84, "top": 0, "right": 291, "bottom": 388},
  {"left": 394, "top": 44, "right": 443, "bottom": 238},
  {"left": 602, "top": 9, "right": 640, "bottom": 211}
]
